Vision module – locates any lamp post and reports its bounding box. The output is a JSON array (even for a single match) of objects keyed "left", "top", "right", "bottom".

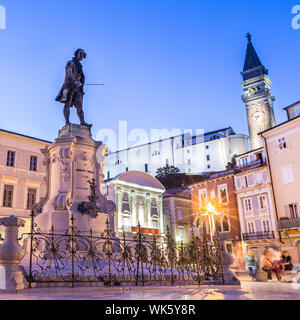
[{"left": 201, "top": 202, "right": 221, "bottom": 243}]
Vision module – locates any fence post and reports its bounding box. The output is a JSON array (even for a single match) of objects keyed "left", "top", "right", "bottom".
[
  {"left": 28, "top": 211, "right": 35, "bottom": 289},
  {"left": 0, "top": 216, "right": 26, "bottom": 292},
  {"left": 105, "top": 219, "right": 113, "bottom": 287},
  {"left": 191, "top": 231, "right": 201, "bottom": 285},
  {"left": 216, "top": 235, "right": 225, "bottom": 284},
  {"left": 166, "top": 226, "right": 175, "bottom": 286},
  {"left": 135, "top": 222, "right": 142, "bottom": 286}
]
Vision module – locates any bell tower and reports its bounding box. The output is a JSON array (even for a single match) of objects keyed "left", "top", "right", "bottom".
[{"left": 241, "top": 34, "right": 276, "bottom": 150}]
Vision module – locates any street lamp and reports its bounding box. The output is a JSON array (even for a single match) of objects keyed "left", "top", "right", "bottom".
[{"left": 201, "top": 202, "right": 221, "bottom": 243}]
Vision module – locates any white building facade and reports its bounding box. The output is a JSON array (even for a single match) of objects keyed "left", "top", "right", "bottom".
[
  {"left": 104, "top": 171, "right": 166, "bottom": 239},
  {"left": 104, "top": 127, "right": 249, "bottom": 179},
  {"left": 234, "top": 148, "right": 280, "bottom": 260}
]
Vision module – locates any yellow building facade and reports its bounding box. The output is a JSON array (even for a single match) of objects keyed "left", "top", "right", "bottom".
[{"left": 262, "top": 108, "right": 300, "bottom": 263}]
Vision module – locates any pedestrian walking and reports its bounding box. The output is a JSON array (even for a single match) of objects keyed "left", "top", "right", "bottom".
[{"left": 244, "top": 251, "right": 259, "bottom": 281}]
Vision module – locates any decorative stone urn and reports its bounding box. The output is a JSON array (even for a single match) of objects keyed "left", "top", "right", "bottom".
[
  {"left": 215, "top": 234, "right": 241, "bottom": 286},
  {"left": 35, "top": 124, "right": 116, "bottom": 235},
  {"left": 0, "top": 216, "right": 26, "bottom": 292}
]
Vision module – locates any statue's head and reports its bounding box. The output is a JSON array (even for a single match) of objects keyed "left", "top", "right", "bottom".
[{"left": 74, "top": 49, "right": 87, "bottom": 62}]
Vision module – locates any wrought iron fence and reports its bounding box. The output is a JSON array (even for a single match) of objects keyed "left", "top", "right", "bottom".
[{"left": 23, "top": 215, "right": 225, "bottom": 288}]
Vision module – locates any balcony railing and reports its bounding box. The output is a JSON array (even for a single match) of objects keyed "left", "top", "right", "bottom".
[
  {"left": 238, "top": 159, "right": 266, "bottom": 171},
  {"left": 242, "top": 231, "right": 274, "bottom": 241},
  {"left": 278, "top": 218, "right": 300, "bottom": 230}
]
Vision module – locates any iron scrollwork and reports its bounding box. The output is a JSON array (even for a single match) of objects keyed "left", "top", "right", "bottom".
[{"left": 23, "top": 215, "right": 224, "bottom": 288}]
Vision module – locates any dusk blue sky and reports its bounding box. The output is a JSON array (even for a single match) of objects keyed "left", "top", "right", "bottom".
[{"left": 1, "top": 0, "right": 300, "bottom": 148}]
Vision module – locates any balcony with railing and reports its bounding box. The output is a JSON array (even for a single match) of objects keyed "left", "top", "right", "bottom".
[
  {"left": 238, "top": 159, "right": 266, "bottom": 171},
  {"left": 278, "top": 218, "right": 300, "bottom": 230},
  {"left": 242, "top": 231, "right": 274, "bottom": 241}
]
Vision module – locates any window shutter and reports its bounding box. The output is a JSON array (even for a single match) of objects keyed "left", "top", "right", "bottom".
[
  {"left": 236, "top": 178, "right": 241, "bottom": 190},
  {"left": 287, "top": 165, "right": 294, "bottom": 184},
  {"left": 252, "top": 196, "right": 259, "bottom": 216},
  {"left": 262, "top": 171, "right": 268, "bottom": 183},
  {"left": 248, "top": 174, "right": 255, "bottom": 186},
  {"left": 255, "top": 220, "right": 262, "bottom": 232},
  {"left": 281, "top": 167, "right": 288, "bottom": 185}
]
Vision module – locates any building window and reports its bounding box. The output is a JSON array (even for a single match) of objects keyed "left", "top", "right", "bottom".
[
  {"left": 151, "top": 198, "right": 158, "bottom": 217},
  {"left": 206, "top": 146, "right": 209, "bottom": 150},
  {"left": 278, "top": 137, "right": 287, "bottom": 151},
  {"left": 122, "top": 193, "right": 130, "bottom": 212},
  {"left": 178, "top": 227, "right": 184, "bottom": 241},
  {"left": 259, "top": 195, "right": 268, "bottom": 210},
  {"left": 177, "top": 209, "right": 183, "bottom": 220},
  {"left": 281, "top": 165, "right": 294, "bottom": 185},
  {"left": 287, "top": 203, "right": 300, "bottom": 219},
  {"left": 222, "top": 216, "right": 230, "bottom": 232},
  {"left": 247, "top": 222, "right": 255, "bottom": 234},
  {"left": 262, "top": 220, "right": 271, "bottom": 233},
  {"left": 27, "top": 189, "right": 37, "bottom": 210},
  {"left": 187, "top": 159, "right": 191, "bottom": 166},
  {"left": 152, "top": 151, "right": 160, "bottom": 157},
  {"left": 218, "top": 185, "right": 228, "bottom": 204},
  {"left": 30, "top": 156, "right": 38, "bottom": 172},
  {"left": 107, "top": 171, "right": 110, "bottom": 180},
  {"left": 215, "top": 216, "right": 222, "bottom": 233},
  {"left": 6, "top": 151, "right": 15, "bottom": 167},
  {"left": 152, "top": 219, "right": 159, "bottom": 230},
  {"left": 244, "top": 198, "right": 252, "bottom": 212},
  {"left": 215, "top": 215, "right": 230, "bottom": 233},
  {"left": 122, "top": 214, "right": 131, "bottom": 232},
  {"left": 207, "top": 165, "right": 211, "bottom": 169},
  {"left": 199, "top": 189, "right": 207, "bottom": 208},
  {"left": 241, "top": 157, "right": 248, "bottom": 167},
  {"left": 3, "top": 185, "right": 13, "bottom": 208},
  {"left": 145, "top": 163, "right": 148, "bottom": 173},
  {"left": 207, "top": 155, "right": 210, "bottom": 161}
]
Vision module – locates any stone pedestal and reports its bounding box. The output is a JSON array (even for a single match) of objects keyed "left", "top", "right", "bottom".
[
  {"left": 35, "top": 124, "right": 116, "bottom": 235},
  {"left": 0, "top": 216, "right": 27, "bottom": 292}
]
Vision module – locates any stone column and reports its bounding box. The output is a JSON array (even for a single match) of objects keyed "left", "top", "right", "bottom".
[
  {"left": 157, "top": 196, "right": 164, "bottom": 234},
  {"left": 0, "top": 216, "right": 26, "bottom": 292},
  {"left": 131, "top": 191, "right": 137, "bottom": 227},
  {"left": 116, "top": 188, "right": 123, "bottom": 232},
  {"left": 146, "top": 194, "right": 151, "bottom": 228}
]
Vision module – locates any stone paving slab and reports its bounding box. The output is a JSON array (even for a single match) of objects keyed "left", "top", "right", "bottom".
[{"left": 0, "top": 281, "right": 299, "bottom": 300}]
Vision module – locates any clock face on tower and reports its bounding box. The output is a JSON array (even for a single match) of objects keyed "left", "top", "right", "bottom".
[{"left": 252, "top": 111, "right": 265, "bottom": 123}]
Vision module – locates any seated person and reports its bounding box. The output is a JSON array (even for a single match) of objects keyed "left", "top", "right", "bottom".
[{"left": 281, "top": 251, "right": 293, "bottom": 271}]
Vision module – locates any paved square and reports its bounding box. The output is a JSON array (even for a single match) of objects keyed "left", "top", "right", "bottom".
[{"left": 0, "top": 281, "right": 299, "bottom": 300}]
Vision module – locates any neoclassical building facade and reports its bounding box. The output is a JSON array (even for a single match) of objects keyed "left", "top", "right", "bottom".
[
  {"left": 104, "top": 171, "right": 166, "bottom": 239},
  {"left": 0, "top": 129, "right": 50, "bottom": 234}
]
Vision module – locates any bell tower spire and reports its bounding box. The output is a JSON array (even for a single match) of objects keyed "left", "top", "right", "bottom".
[{"left": 241, "top": 34, "right": 276, "bottom": 150}]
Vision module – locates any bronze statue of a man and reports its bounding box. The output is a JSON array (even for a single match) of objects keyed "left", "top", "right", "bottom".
[{"left": 56, "top": 49, "right": 90, "bottom": 127}]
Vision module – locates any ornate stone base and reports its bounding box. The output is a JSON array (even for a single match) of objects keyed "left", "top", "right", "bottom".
[{"left": 35, "top": 123, "right": 116, "bottom": 235}]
